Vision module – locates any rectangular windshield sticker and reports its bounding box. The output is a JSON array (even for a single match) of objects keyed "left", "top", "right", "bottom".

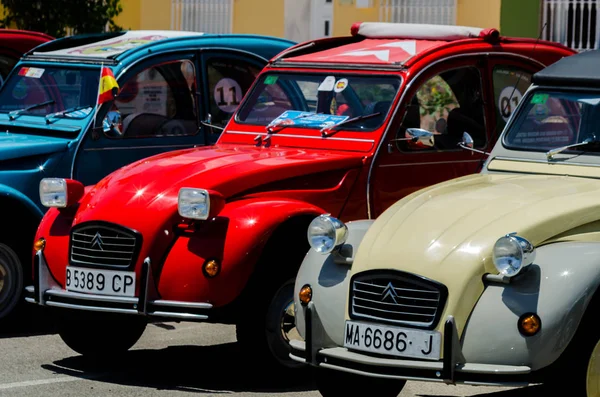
[
  {"left": 18, "top": 67, "right": 44, "bottom": 78},
  {"left": 268, "top": 110, "right": 348, "bottom": 128},
  {"left": 264, "top": 75, "right": 278, "bottom": 85},
  {"left": 531, "top": 93, "right": 549, "bottom": 104},
  {"left": 318, "top": 76, "right": 336, "bottom": 91}
]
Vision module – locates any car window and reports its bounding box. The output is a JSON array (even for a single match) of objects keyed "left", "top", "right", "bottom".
[
  {"left": 236, "top": 73, "right": 401, "bottom": 132},
  {"left": 206, "top": 57, "right": 261, "bottom": 129},
  {"left": 492, "top": 66, "right": 533, "bottom": 133},
  {"left": 0, "top": 54, "right": 17, "bottom": 85},
  {"left": 398, "top": 66, "right": 486, "bottom": 151},
  {"left": 114, "top": 59, "right": 199, "bottom": 138},
  {"left": 0, "top": 66, "right": 98, "bottom": 116},
  {"left": 503, "top": 90, "right": 587, "bottom": 151}
]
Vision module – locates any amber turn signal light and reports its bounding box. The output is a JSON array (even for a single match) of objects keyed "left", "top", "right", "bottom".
[
  {"left": 518, "top": 313, "right": 541, "bottom": 336},
  {"left": 299, "top": 284, "right": 312, "bottom": 306},
  {"left": 203, "top": 259, "right": 220, "bottom": 278},
  {"left": 33, "top": 238, "right": 45, "bottom": 252}
]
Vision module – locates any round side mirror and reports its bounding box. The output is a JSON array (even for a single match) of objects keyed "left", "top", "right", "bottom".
[
  {"left": 103, "top": 110, "right": 123, "bottom": 137},
  {"left": 461, "top": 132, "right": 474, "bottom": 148},
  {"left": 405, "top": 127, "right": 435, "bottom": 148}
]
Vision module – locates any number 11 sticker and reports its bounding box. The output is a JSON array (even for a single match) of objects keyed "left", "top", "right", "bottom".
[{"left": 214, "top": 78, "right": 242, "bottom": 113}]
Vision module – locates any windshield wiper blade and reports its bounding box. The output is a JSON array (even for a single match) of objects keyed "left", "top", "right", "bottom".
[
  {"left": 545, "top": 136, "right": 600, "bottom": 160},
  {"left": 320, "top": 112, "right": 381, "bottom": 137},
  {"left": 258, "top": 112, "right": 323, "bottom": 143},
  {"left": 8, "top": 100, "right": 55, "bottom": 120},
  {"left": 45, "top": 105, "right": 93, "bottom": 124}
]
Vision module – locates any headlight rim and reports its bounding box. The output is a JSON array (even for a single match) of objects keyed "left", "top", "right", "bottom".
[
  {"left": 307, "top": 213, "right": 348, "bottom": 255},
  {"left": 492, "top": 233, "right": 536, "bottom": 278}
]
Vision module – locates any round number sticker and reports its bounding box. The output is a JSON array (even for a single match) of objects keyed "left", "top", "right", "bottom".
[
  {"left": 498, "top": 86, "right": 523, "bottom": 122},
  {"left": 214, "top": 78, "right": 242, "bottom": 113}
]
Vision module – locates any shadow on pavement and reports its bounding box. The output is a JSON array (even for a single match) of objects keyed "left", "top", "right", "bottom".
[
  {"left": 417, "top": 384, "right": 546, "bottom": 397},
  {"left": 0, "top": 304, "right": 56, "bottom": 338},
  {"left": 41, "top": 341, "right": 316, "bottom": 394}
]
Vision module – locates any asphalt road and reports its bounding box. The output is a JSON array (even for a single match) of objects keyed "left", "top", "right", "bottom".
[{"left": 0, "top": 306, "right": 549, "bottom": 397}]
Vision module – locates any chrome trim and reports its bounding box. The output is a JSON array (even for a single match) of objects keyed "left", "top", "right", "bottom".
[
  {"left": 152, "top": 300, "right": 213, "bottom": 309},
  {"left": 83, "top": 144, "right": 195, "bottom": 151},
  {"left": 226, "top": 130, "right": 375, "bottom": 143},
  {"left": 365, "top": 51, "right": 548, "bottom": 219},
  {"left": 46, "top": 289, "right": 137, "bottom": 304},
  {"left": 379, "top": 159, "right": 482, "bottom": 168}
]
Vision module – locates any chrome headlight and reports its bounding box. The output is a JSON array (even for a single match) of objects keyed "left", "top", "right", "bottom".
[
  {"left": 39, "top": 178, "right": 68, "bottom": 208},
  {"left": 178, "top": 188, "right": 210, "bottom": 220},
  {"left": 492, "top": 233, "right": 536, "bottom": 277},
  {"left": 307, "top": 214, "right": 348, "bottom": 254}
]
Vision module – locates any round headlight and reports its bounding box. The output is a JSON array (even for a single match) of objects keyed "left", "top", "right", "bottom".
[
  {"left": 307, "top": 214, "right": 348, "bottom": 254},
  {"left": 492, "top": 234, "right": 536, "bottom": 277}
]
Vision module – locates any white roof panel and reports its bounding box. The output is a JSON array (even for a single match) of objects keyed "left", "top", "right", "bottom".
[
  {"left": 35, "top": 30, "right": 204, "bottom": 58},
  {"left": 353, "top": 22, "right": 484, "bottom": 40}
]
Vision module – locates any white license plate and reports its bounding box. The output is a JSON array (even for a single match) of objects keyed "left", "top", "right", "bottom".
[
  {"left": 65, "top": 266, "right": 136, "bottom": 297},
  {"left": 343, "top": 320, "right": 441, "bottom": 360}
]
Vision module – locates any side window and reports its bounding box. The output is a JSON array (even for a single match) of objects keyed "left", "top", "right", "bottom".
[
  {"left": 206, "top": 57, "right": 261, "bottom": 128},
  {"left": 0, "top": 54, "right": 17, "bottom": 85},
  {"left": 398, "top": 66, "right": 486, "bottom": 151},
  {"left": 113, "top": 59, "right": 198, "bottom": 138},
  {"left": 492, "top": 65, "right": 533, "bottom": 133}
]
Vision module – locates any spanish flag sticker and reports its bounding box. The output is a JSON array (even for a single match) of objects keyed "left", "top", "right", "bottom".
[{"left": 98, "top": 67, "right": 119, "bottom": 105}]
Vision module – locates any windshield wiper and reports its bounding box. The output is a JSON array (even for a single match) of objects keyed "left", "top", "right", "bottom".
[
  {"left": 45, "top": 105, "right": 93, "bottom": 124},
  {"left": 545, "top": 135, "right": 600, "bottom": 160},
  {"left": 8, "top": 100, "right": 55, "bottom": 120},
  {"left": 258, "top": 112, "right": 323, "bottom": 143},
  {"left": 320, "top": 112, "right": 381, "bottom": 137}
]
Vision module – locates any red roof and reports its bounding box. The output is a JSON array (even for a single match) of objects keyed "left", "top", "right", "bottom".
[{"left": 284, "top": 38, "right": 447, "bottom": 65}]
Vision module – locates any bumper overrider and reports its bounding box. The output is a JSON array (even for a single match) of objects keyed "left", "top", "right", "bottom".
[
  {"left": 25, "top": 249, "right": 212, "bottom": 320},
  {"left": 290, "top": 302, "right": 532, "bottom": 387}
]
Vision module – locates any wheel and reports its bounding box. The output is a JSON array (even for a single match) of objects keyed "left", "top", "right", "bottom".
[
  {"left": 0, "top": 243, "right": 23, "bottom": 320},
  {"left": 315, "top": 367, "right": 406, "bottom": 397},
  {"left": 236, "top": 278, "right": 305, "bottom": 371},
  {"left": 54, "top": 309, "right": 147, "bottom": 358}
]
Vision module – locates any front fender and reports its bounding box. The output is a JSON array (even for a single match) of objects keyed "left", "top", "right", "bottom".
[
  {"left": 157, "top": 198, "right": 327, "bottom": 307},
  {"left": 294, "top": 219, "right": 374, "bottom": 344},
  {"left": 0, "top": 184, "right": 44, "bottom": 220},
  {"left": 461, "top": 241, "right": 600, "bottom": 370}
]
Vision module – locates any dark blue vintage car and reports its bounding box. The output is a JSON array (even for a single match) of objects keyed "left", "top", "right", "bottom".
[{"left": 0, "top": 30, "right": 294, "bottom": 322}]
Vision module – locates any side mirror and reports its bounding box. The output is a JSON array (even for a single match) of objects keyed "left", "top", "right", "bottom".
[
  {"left": 102, "top": 110, "right": 123, "bottom": 137},
  {"left": 405, "top": 128, "right": 435, "bottom": 148},
  {"left": 458, "top": 131, "right": 490, "bottom": 155}
]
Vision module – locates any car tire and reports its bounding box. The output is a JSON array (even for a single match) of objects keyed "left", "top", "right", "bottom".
[
  {"left": 54, "top": 309, "right": 147, "bottom": 358},
  {"left": 315, "top": 367, "right": 406, "bottom": 397},
  {"left": 235, "top": 278, "right": 306, "bottom": 372},
  {"left": 0, "top": 243, "right": 23, "bottom": 321}
]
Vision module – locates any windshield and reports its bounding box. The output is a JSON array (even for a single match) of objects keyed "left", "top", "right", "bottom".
[
  {"left": 503, "top": 90, "right": 600, "bottom": 152},
  {"left": 236, "top": 73, "right": 401, "bottom": 132},
  {"left": 0, "top": 65, "right": 100, "bottom": 118}
]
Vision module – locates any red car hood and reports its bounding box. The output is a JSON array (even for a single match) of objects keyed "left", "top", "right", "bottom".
[{"left": 74, "top": 143, "right": 365, "bottom": 227}]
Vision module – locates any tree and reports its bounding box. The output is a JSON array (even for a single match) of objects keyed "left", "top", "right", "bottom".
[{"left": 0, "top": 0, "right": 124, "bottom": 38}]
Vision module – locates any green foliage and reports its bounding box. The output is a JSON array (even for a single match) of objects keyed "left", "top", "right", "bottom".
[
  {"left": 417, "top": 76, "right": 457, "bottom": 117},
  {"left": 0, "top": 0, "right": 124, "bottom": 38}
]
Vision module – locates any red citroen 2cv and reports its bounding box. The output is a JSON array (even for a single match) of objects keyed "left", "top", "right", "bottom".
[
  {"left": 0, "top": 29, "right": 53, "bottom": 83},
  {"left": 27, "top": 23, "right": 574, "bottom": 370}
]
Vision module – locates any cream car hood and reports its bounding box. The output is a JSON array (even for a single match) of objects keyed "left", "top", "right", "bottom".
[{"left": 352, "top": 172, "right": 600, "bottom": 334}]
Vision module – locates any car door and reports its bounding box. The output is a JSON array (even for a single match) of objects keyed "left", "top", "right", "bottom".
[
  {"left": 199, "top": 50, "right": 264, "bottom": 144},
  {"left": 369, "top": 56, "right": 492, "bottom": 217},
  {"left": 72, "top": 49, "right": 264, "bottom": 185}
]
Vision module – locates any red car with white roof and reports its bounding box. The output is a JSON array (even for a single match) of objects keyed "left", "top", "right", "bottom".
[
  {"left": 27, "top": 22, "right": 574, "bottom": 370},
  {"left": 0, "top": 29, "right": 53, "bottom": 83}
]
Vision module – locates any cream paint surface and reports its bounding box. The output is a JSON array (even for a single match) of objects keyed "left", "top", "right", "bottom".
[{"left": 347, "top": 171, "right": 600, "bottom": 350}]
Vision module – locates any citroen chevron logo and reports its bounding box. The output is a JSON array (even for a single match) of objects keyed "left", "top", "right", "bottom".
[
  {"left": 381, "top": 282, "right": 399, "bottom": 304},
  {"left": 90, "top": 232, "right": 105, "bottom": 251}
]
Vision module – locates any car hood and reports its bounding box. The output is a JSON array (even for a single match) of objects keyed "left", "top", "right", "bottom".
[
  {"left": 75, "top": 143, "right": 364, "bottom": 226},
  {"left": 0, "top": 133, "right": 69, "bottom": 161},
  {"left": 351, "top": 172, "right": 600, "bottom": 334}
]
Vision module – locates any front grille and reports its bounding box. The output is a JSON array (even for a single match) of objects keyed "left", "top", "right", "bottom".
[
  {"left": 350, "top": 271, "right": 448, "bottom": 329},
  {"left": 69, "top": 222, "right": 141, "bottom": 269}
]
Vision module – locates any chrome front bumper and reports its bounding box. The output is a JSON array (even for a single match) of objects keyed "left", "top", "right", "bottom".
[
  {"left": 290, "top": 302, "right": 532, "bottom": 387},
  {"left": 25, "top": 249, "right": 212, "bottom": 321}
]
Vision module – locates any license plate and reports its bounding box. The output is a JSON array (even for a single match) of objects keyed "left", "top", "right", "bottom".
[
  {"left": 343, "top": 320, "right": 441, "bottom": 360},
  {"left": 65, "top": 266, "right": 136, "bottom": 297}
]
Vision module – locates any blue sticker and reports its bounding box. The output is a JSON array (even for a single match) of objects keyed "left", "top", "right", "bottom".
[{"left": 268, "top": 110, "right": 349, "bottom": 129}]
